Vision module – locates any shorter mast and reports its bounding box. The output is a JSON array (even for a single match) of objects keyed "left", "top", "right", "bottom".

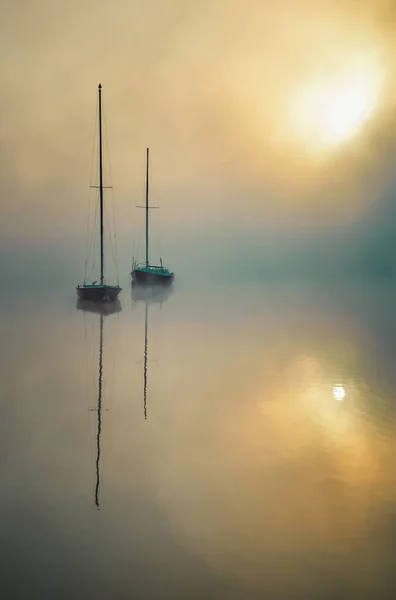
[{"left": 145, "top": 148, "right": 149, "bottom": 267}]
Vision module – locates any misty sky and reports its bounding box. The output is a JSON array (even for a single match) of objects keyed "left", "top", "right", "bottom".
[{"left": 2, "top": 0, "right": 396, "bottom": 284}]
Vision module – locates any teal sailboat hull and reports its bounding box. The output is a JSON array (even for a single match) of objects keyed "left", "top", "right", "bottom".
[{"left": 131, "top": 265, "right": 174, "bottom": 286}]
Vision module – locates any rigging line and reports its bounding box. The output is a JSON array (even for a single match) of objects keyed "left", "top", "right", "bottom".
[
  {"left": 132, "top": 208, "right": 142, "bottom": 264},
  {"left": 88, "top": 116, "right": 100, "bottom": 277},
  {"left": 85, "top": 155, "right": 99, "bottom": 279},
  {"left": 84, "top": 192, "right": 92, "bottom": 283},
  {"left": 102, "top": 196, "right": 119, "bottom": 280},
  {"left": 92, "top": 197, "right": 99, "bottom": 272},
  {"left": 149, "top": 212, "right": 157, "bottom": 262},
  {"left": 135, "top": 208, "right": 144, "bottom": 263},
  {"left": 152, "top": 210, "right": 161, "bottom": 263},
  {"left": 84, "top": 102, "right": 99, "bottom": 282},
  {"left": 133, "top": 230, "right": 139, "bottom": 264},
  {"left": 104, "top": 201, "right": 118, "bottom": 280},
  {"left": 133, "top": 161, "right": 148, "bottom": 263},
  {"left": 158, "top": 207, "right": 163, "bottom": 260},
  {"left": 85, "top": 196, "right": 99, "bottom": 280},
  {"left": 102, "top": 97, "right": 120, "bottom": 282}
]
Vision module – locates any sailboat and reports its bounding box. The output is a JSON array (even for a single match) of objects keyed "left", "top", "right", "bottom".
[
  {"left": 77, "top": 297, "right": 122, "bottom": 508},
  {"left": 131, "top": 148, "right": 175, "bottom": 286},
  {"left": 77, "top": 84, "right": 122, "bottom": 302}
]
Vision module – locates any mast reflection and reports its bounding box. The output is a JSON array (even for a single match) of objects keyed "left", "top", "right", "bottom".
[
  {"left": 131, "top": 284, "right": 173, "bottom": 419},
  {"left": 77, "top": 299, "right": 121, "bottom": 509}
]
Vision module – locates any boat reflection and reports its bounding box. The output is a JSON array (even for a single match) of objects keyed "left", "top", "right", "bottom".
[
  {"left": 333, "top": 383, "right": 346, "bottom": 401},
  {"left": 131, "top": 284, "right": 172, "bottom": 419},
  {"left": 76, "top": 299, "right": 122, "bottom": 316},
  {"left": 77, "top": 299, "right": 121, "bottom": 508},
  {"left": 131, "top": 282, "right": 173, "bottom": 306}
]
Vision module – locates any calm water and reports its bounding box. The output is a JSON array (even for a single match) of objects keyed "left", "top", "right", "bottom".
[{"left": 1, "top": 279, "right": 396, "bottom": 599}]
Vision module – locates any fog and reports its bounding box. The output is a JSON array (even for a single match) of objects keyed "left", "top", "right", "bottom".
[{"left": 2, "top": 0, "right": 396, "bottom": 287}]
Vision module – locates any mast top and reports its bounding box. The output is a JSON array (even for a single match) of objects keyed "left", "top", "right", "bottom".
[{"left": 98, "top": 83, "right": 102, "bottom": 90}]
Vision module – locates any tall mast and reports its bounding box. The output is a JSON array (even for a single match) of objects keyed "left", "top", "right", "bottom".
[
  {"left": 95, "top": 311, "right": 104, "bottom": 509},
  {"left": 145, "top": 147, "right": 149, "bottom": 267},
  {"left": 98, "top": 84, "right": 104, "bottom": 285}
]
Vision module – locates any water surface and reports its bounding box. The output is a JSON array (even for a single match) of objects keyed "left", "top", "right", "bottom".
[{"left": 1, "top": 280, "right": 396, "bottom": 599}]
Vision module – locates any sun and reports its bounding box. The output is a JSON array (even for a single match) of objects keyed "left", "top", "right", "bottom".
[{"left": 289, "top": 55, "right": 385, "bottom": 154}]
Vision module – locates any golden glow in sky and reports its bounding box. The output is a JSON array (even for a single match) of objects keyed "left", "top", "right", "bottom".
[
  {"left": 289, "top": 52, "right": 386, "bottom": 154},
  {"left": 0, "top": 0, "right": 394, "bottom": 233}
]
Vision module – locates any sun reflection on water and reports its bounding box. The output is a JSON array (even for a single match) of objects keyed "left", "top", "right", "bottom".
[{"left": 333, "top": 384, "right": 346, "bottom": 401}]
